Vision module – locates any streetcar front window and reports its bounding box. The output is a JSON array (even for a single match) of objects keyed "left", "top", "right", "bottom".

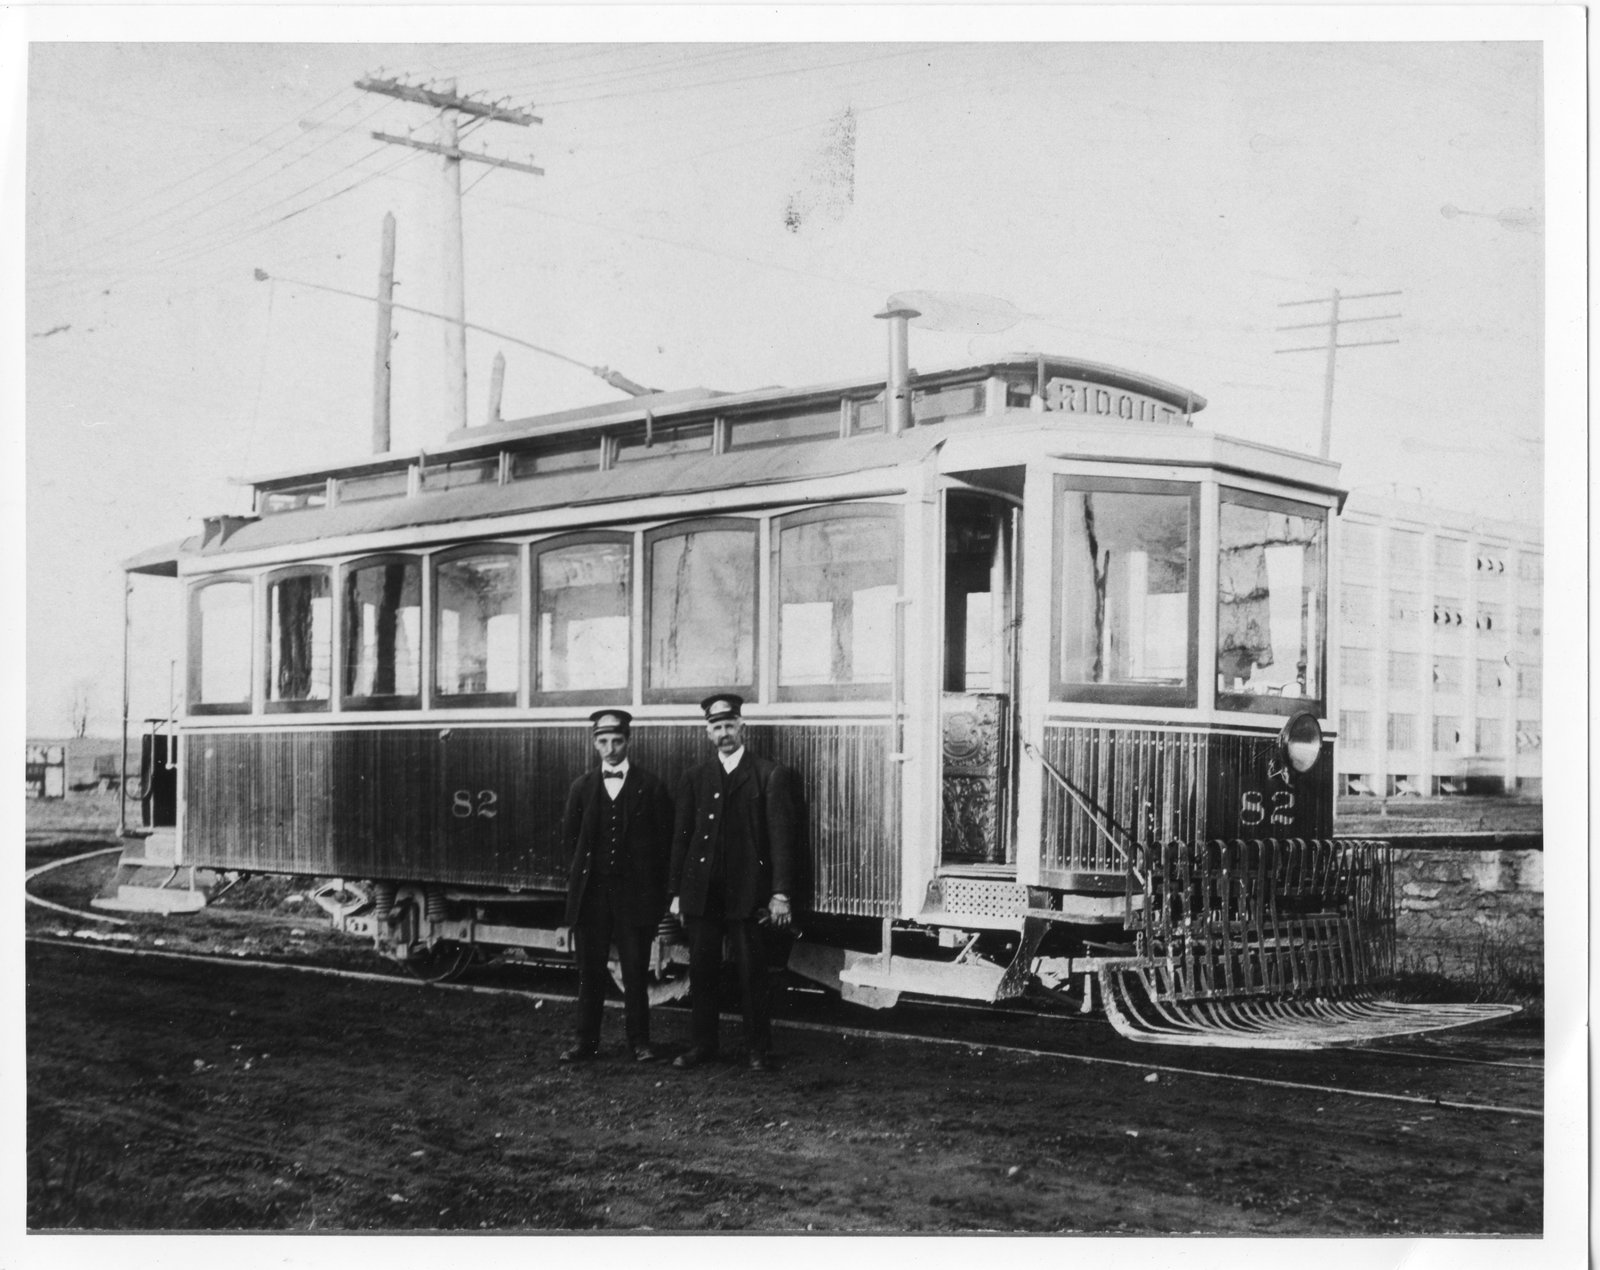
[
  {"left": 646, "top": 520, "right": 757, "bottom": 699},
  {"left": 434, "top": 550, "right": 520, "bottom": 705},
  {"left": 775, "top": 506, "right": 900, "bottom": 699},
  {"left": 534, "top": 536, "right": 631, "bottom": 700},
  {"left": 1216, "top": 489, "right": 1327, "bottom": 714},
  {"left": 342, "top": 558, "right": 421, "bottom": 706},
  {"left": 1052, "top": 480, "right": 1196, "bottom": 705},
  {"left": 266, "top": 568, "right": 331, "bottom": 708},
  {"left": 189, "top": 579, "right": 253, "bottom": 713}
]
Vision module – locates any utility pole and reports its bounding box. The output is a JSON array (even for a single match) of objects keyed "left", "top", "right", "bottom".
[
  {"left": 373, "top": 211, "right": 396, "bottom": 454},
  {"left": 1276, "top": 289, "right": 1402, "bottom": 458},
  {"left": 357, "top": 74, "right": 542, "bottom": 434}
]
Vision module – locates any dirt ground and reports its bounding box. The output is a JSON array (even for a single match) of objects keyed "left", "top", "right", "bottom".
[{"left": 26, "top": 813, "right": 1543, "bottom": 1236}]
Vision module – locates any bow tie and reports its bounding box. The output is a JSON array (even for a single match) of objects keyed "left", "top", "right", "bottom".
[{"left": 602, "top": 769, "right": 625, "bottom": 780}]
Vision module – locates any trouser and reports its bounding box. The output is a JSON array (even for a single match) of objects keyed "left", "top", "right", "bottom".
[
  {"left": 574, "top": 875, "right": 652, "bottom": 1049},
  {"left": 685, "top": 909, "right": 770, "bottom": 1056}
]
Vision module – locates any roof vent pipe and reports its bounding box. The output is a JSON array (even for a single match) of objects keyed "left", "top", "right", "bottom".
[{"left": 874, "top": 304, "right": 920, "bottom": 435}]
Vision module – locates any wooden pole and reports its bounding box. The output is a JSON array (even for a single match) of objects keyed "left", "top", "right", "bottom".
[
  {"left": 437, "top": 81, "right": 468, "bottom": 433},
  {"left": 488, "top": 349, "right": 505, "bottom": 425},
  {"left": 373, "top": 211, "right": 396, "bottom": 455},
  {"left": 1318, "top": 288, "right": 1341, "bottom": 459}
]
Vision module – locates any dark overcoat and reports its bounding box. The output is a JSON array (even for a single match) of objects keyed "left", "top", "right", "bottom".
[
  {"left": 562, "top": 765, "right": 674, "bottom": 929},
  {"left": 670, "top": 754, "right": 802, "bottom": 920}
]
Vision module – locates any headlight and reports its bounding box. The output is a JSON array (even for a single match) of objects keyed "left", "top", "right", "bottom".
[{"left": 1280, "top": 712, "right": 1324, "bottom": 774}]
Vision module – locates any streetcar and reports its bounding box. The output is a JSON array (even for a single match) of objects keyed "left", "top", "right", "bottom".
[{"left": 118, "top": 307, "right": 1511, "bottom": 1047}]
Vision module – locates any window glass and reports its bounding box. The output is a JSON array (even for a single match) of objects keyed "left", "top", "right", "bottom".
[
  {"left": 1386, "top": 713, "right": 1416, "bottom": 751},
  {"left": 343, "top": 558, "right": 421, "bottom": 702},
  {"left": 1517, "top": 606, "right": 1541, "bottom": 639},
  {"left": 1216, "top": 492, "right": 1326, "bottom": 707},
  {"left": 1433, "top": 595, "right": 1465, "bottom": 630},
  {"left": 1475, "top": 718, "right": 1502, "bottom": 753},
  {"left": 1516, "top": 720, "right": 1541, "bottom": 751},
  {"left": 339, "top": 471, "right": 409, "bottom": 504},
  {"left": 1388, "top": 529, "right": 1422, "bottom": 575},
  {"left": 1430, "top": 655, "right": 1462, "bottom": 693},
  {"left": 731, "top": 409, "right": 839, "bottom": 448},
  {"left": 1388, "top": 651, "right": 1420, "bottom": 691},
  {"left": 1517, "top": 665, "right": 1541, "bottom": 699},
  {"left": 1476, "top": 658, "right": 1505, "bottom": 696},
  {"left": 420, "top": 458, "right": 497, "bottom": 493},
  {"left": 191, "top": 581, "right": 252, "bottom": 710},
  {"left": 509, "top": 442, "right": 596, "bottom": 480},
  {"left": 1339, "top": 709, "right": 1370, "bottom": 749},
  {"left": 1340, "top": 585, "right": 1377, "bottom": 643},
  {"left": 1341, "top": 522, "right": 1377, "bottom": 566},
  {"left": 1434, "top": 537, "right": 1467, "bottom": 571},
  {"left": 267, "top": 571, "right": 331, "bottom": 705},
  {"left": 1517, "top": 552, "right": 1542, "bottom": 583},
  {"left": 535, "top": 538, "right": 631, "bottom": 695},
  {"left": 616, "top": 423, "right": 713, "bottom": 464},
  {"left": 1433, "top": 716, "right": 1460, "bottom": 752},
  {"left": 648, "top": 523, "right": 757, "bottom": 694},
  {"left": 1340, "top": 648, "right": 1373, "bottom": 688},
  {"left": 1388, "top": 590, "right": 1423, "bottom": 624},
  {"left": 260, "top": 485, "right": 326, "bottom": 515},
  {"left": 776, "top": 509, "right": 899, "bottom": 695},
  {"left": 435, "top": 552, "right": 520, "bottom": 701},
  {"left": 1056, "top": 485, "right": 1192, "bottom": 697}
]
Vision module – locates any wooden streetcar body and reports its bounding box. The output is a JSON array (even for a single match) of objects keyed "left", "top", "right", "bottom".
[{"left": 124, "top": 352, "right": 1514, "bottom": 1044}]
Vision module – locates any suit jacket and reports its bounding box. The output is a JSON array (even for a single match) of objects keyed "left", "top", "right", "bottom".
[
  {"left": 562, "top": 764, "right": 674, "bottom": 929},
  {"left": 670, "top": 752, "right": 802, "bottom": 920}
]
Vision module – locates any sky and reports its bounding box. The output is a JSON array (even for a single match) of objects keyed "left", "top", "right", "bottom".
[{"left": 10, "top": 11, "right": 1577, "bottom": 737}]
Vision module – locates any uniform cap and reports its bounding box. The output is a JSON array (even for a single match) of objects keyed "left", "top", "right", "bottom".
[
  {"left": 589, "top": 709, "right": 632, "bottom": 736},
  {"left": 699, "top": 693, "right": 744, "bottom": 722}
]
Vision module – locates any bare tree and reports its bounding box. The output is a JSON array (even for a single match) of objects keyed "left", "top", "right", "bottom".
[{"left": 69, "top": 679, "right": 94, "bottom": 739}]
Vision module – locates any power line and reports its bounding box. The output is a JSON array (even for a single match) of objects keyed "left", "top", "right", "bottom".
[{"left": 1275, "top": 289, "right": 1402, "bottom": 458}]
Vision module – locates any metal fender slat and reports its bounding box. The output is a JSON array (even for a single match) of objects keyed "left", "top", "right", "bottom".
[{"left": 1098, "top": 967, "right": 1520, "bottom": 1050}]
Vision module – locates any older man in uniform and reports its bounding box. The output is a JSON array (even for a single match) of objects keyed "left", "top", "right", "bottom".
[
  {"left": 559, "top": 709, "right": 674, "bottom": 1064},
  {"left": 669, "top": 693, "right": 802, "bottom": 1072}
]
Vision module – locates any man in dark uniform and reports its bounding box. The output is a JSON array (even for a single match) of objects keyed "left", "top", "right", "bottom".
[
  {"left": 669, "top": 693, "right": 802, "bottom": 1072},
  {"left": 559, "top": 709, "right": 674, "bottom": 1063}
]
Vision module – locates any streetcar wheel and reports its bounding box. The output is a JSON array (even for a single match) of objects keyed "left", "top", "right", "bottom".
[{"left": 402, "top": 940, "right": 476, "bottom": 984}]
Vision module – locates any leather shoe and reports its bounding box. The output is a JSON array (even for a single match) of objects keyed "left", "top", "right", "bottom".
[
  {"left": 672, "top": 1046, "right": 717, "bottom": 1070},
  {"left": 746, "top": 1052, "right": 773, "bottom": 1072},
  {"left": 632, "top": 1045, "right": 660, "bottom": 1063},
  {"left": 558, "top": 1045, "right": 599, "bottom": 1064}
]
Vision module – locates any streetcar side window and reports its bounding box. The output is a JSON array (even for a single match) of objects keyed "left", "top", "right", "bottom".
[
  {"left": 433, "top": 547, "right": 521, "bottom": 707},
  {"left": 532, "top": 534, "right": 632, "bottom": 703},
  {"left": 188, "top": 578, "right": 254, "bottom": 714},
  {"left": 644, "top": 519, "right": 758, "bottom": 701},
  {"left": 774, "top": 505, "right": 900, "bottom": 700},
  {"left": 1216, "top": 489, "right": 1327, "bottom": 715},
  {"left": 265, "top": 567, "right": 331, "bottom": 710},
  {"left": 342, "top": 556, "right": 421, "bottom": 708},
  {"left": 1051, "top": 479, "right": 1198, "bottom": 706}
]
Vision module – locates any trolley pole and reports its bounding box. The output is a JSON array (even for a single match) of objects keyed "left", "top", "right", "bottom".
[
  {"left": 373, "top": 211, "right": 396, "bottom": 454},
  {"left": 1276, "top": 289, "right": 1402, "bottom": 458}
]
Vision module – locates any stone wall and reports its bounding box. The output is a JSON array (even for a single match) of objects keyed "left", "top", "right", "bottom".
[{"left": 1391, "top": 842, "right": 1543, "bottom": 982}]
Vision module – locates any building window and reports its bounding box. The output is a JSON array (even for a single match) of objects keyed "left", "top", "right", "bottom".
[
  {"left": 646, "top": 519, "right": 758, "bottom": 701},
  {"left": 1475, "top": 550, "right": 1507, "bottom": 576},
  {"left": 1475, "top": 717, "right": 1502, "bottom": 754},
  {"left": 1389, "top": 651, "right": 1420, "bottom": 692},
  {"left": 1429, "top": 655, "right": 1461, "bottom": 694},
  {"left": 1341, "top": 522, "right": 1377, "bottom": 568},
  {"left": 1341, "top": 586, "right": 1378, "bottom": 643},
  {"left": 1476, "top": 658, "right": 1505, "bottom": 696},
  {"left": 1389, "top": 590, "right": 1424, "bottom": 625},
  {"left": 1387, "top": 529, "right": 1422, "bottom": 576},
  {"left": 532, "top": 535, "right": 632, "bottom": 702},
  {"left": 1432, "top": 596, "right": 1465, "bottom": 630},
  {"left": 188, "top": 578, "right": 253, "bottom": 714},
  {"left": 1053, "top": 479, "right": 1197, "bottom": 706},
  {"left": 1517, "top": 552, "right": 1542, "bottom": 583},
  {"left": 1432, "top": 716, "right": 1460, "bottom": 752},
  {"left": 1476, "top": 603, "right": 1502, "bottom": 635},
  {"left": 1215, "top": 489, "right": 1325, "bottom": 714},
  {"left": 433, "top": 548, "right": 520, "bottom": 706},
  {"left": 775, "top": 505, "right": 901, "bottom": 700},
  {"left": 1339, "top": 709, "right": 1370, "bottom": 749},
  {"left": 1517, "top": 606, "right": 1541, "bottom": 639},
  {"left": 265, "top": 568, "right": 331, "bottom": 710},
  {"left": 1517, "top": 665, "right": 1541, "bottom": 699},
  {"left": 343, "top": 556, "right": 421, "bottom": 707},
  {"left": 1386, "top": 713, "right": 1416, "bottom": 752},
  {"left": 1434, "top": 536, "right": 1467, "bottom": 572},
  {"left": 1516, "top": 721, "right": 1541, "bottom": 752},
  {"left": 1340, "top": 647, "right": 1373, "bottom": 689}
]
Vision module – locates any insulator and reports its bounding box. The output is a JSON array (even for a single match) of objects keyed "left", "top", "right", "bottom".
[
  {"left": 373, "top": 881, "right": 397, "bottom": 920},
  {"left": 425, "top": 886, "right": 447, "bottom": 923}
]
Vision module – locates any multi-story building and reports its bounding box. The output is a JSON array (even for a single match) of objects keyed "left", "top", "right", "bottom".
[{"left": 1336, "top": 492, "right": 1542, "bottom": 798}]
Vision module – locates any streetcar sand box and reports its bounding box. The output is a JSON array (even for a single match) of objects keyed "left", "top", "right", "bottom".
[{"left": 26, "top": 860, "right": 1541, "bottom": 1235}]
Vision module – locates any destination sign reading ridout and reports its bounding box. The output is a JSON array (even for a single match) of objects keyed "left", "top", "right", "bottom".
[{"left": 1045, "top": 377, "right": 1189, "bottom": 425}]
